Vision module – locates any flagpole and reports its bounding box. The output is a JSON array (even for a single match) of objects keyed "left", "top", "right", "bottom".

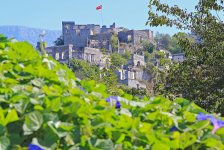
[{"left": 100, "top": 6, "right": 104, "bottom": 26}]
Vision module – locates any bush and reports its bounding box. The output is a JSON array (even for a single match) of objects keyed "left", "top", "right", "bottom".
[{"left": 0, "top": 35, "right": 224, "bottom": 149}]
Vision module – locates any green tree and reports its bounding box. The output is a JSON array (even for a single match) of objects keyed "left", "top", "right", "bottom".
[
  {"left": 169, "top": 33, "right": 191, "bottom": 54},
  {"left": 54, "top": 35, "right": 64, "bottom": 46},
  {"left": 69, "top": 59, "right": 100, "bottom": 80},
  {"left": 100, "top": 68, "right": 119, "bottom": 94},
  {"left": 144, "top": 50, "right": 172, "bottom": 96},
  {"left": 155, "top": 33, "right": 171, "bottom": 50},
  {"left": 154, "top": 32, "right": 185, "bottom": 54},
  {"left": 69, "top": 58, "right": 121, "bottom": 94},
  {"left": 147, "top": 0, "right": 224, "bottom": 114},
  {"left": 122, "top": 50, "right": 131, "bottom": 60},
  {"left": 111, "top": 35, "right": 118, "bottom": 52},
  {"left": 100, "top": 48, "right": 109, "bottom": 54},
  {"left": 142, "top": 41, "right": 155, "bottom": 53},
  {"left": 110, "top": 53, "right": 127, "bottom": 69}
]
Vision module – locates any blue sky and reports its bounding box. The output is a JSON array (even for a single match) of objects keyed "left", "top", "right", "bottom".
[{"left": 1, "top": 0, "right": 198, "bottom": 34}]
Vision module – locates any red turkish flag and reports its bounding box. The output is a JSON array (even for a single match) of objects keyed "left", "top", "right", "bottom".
[{"left": 96, "top": 5, "right": 102, "bottom": 10}]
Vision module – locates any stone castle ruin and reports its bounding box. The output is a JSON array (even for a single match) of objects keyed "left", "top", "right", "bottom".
[
  {"left": 62, "top": 21, "right": 154, "bottom": 52},
  {"left": 46, "top": 21, "right": 155, "bottom": 89}
]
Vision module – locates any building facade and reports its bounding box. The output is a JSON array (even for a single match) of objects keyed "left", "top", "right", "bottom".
[
  {"left": 172, "top": 53, "right": 185, "bottom": 62},
  {"left": 45, "top": 45, "right": 73, "bottom": 64},
  {"left": 45, "top": 21, "right": 156, "bottom": 89},
  {"left": 118, "top": 30, "right": 154, "bottom": 51},
  {"left": 116, "top": 54, "right": 150, "bottom": 89}
]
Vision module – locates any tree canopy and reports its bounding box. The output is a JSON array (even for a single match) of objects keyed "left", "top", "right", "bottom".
[
  {"left": 154, "top": 32, "right": 184, "bottom": 54},
  {"left": 110, "top": 53, "right": 127, "bottom": 69},
  {"left": 147, "top": 0, "right": 224, "bottom": 114},
  {"left": 54, "top": 35, "right": 64, "bottom": 46}
]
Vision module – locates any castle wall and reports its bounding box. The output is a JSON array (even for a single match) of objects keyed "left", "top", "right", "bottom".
[
  {"left": 116, "top": 67, "right": 150, "bottom": 89},
  {"left": 118, "top": 30, "right": 154, "bottom": 51},
  {"left": 89, "top": 33, "right": 113, "bottom": 51},
  {"left": 73, "top": 47, "right": 104, "bottom": 65},
  {"left": 62, "top": 22, "right": 101, "bottom": 48},
  {"left": 45, "top": 45, "right": 73, "bottom": 64},
  {"left": 132, "top": 54, "right": 145, "bottom": 67}
]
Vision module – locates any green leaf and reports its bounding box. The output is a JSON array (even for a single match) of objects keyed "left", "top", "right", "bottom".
[
  {"left": 187, "top": 103, "right": 207, "bottom": 114},
  {"left": 5, "top": 109, "right": 19, "bottom": 125},
  {"left": 202, "top": 138, "right": 224, "bottom": 149},
  {"left": 0, "top": 108, "right": 5, "bottom": 126},
  {"left": 0, "top": 125, "right": 6, "bottom": 136},
  {"left": 14, "top": 99, "right": 29, "bottom": 114},
  {"left": 23, "top": 111, "right": 43, "bottom": 135},
  {"left": 94, "top": 139, "right": 114, "bottom": 150},
  {"left": 9, "top": 133, "right": 24, "bottom": 146},
  {"left": 183, "top": 111, "right": 196, "bottom": 123},
  {"left": 190, "top": 120, "right": 210, "bottom": 130},
  {"left": 173, "top": 98, "right": 190, "bottom": 107},
  {"left": 116, "top": 133, "right": 126, "bottom": 143},
  {"left": 50, "top": 98, "right": 61, "bottom": 112},
  {"left": 152, "top": 142, "right": 170, "bottom": 150},
  {"left": 0, "top": 136, "right": 10, "bottom": 150}
]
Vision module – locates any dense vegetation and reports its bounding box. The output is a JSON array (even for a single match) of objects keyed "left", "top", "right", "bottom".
[
  {"left": 148, "top": 0, "right": 224, "bottom": 114},
  {"left": 154, "top": 32, "right": 183, "bottom": 54},
  {"left": 69, "top": 59, "right": 100, "bottom": 81},
  {"left": 1, "top": 35, "right": 224, "bottom": 149}
]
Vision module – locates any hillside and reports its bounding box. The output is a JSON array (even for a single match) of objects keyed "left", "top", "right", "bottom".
[{"left": 0, "top": 25, "right": 61, "bottom": 46}]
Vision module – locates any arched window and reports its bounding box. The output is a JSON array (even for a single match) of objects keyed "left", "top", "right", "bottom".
[{"left": 137, "top": 61, "right": 140, "bottom": 66}]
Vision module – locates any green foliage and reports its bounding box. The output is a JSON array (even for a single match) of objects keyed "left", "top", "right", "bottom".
[
  {"left": 123, "top": 87, "right": 147, "bottom": 97},
  {"left": 99, "top": 68, "right": 119, "bottom": 95},
  {"left": 143, "top": 50, "right": 172, "bottom": 96},
  {"left": 54, "top": 36, "right": 64, "bottom": 46},
  {"left": 155, "top": 32, "right": 171, "bottom": 50},
  {"left": 169, "top": 33, "right": 182, "bottom": 54},
  {"left": 0, "top": 35, "right": 224, "bottom": 149},
  {"left": 142, "top": 41, "right": 155, "bottom": 53},
  {"left": 111, "top": 35, "right": 118, "bottom": 52},
  {"left": 110, "top": 53, "right": 127, "bottom": 69},
  {"left": 69, "top": 59, "right": 100, "bottom": 80},
  {"left": 68, "top": 59, "right": 120, "bottom": 94},
  {"left": 147, "top": 0, "right": 224, "bottom": 114},
  {"left": 122, "top": 50, "right": 131, "bottom": 60},
  {"left": 155, "top": 32, "right": 183, "bottom": 54},
  {"left": 100, "top": 48, "right": 109, "bottom": 54}
]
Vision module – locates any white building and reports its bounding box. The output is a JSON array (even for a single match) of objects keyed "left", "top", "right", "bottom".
[{"left": 172, "top": 53, "right": 185, "bottom": 62}]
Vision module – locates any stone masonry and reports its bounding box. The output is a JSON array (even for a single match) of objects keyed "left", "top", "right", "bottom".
[
  {"left": 116, "top": 54, "right": 150, "bottom": 89},
  {"left": 118, "top": 30, "right": 154, "bottom": 52},
  {"left": 73, "top": 47, "right": 106, "bottom": 65},
  {"left": 62, "top": 21, "right": 154, "bottom": 52},
  {"left": 45, "top": 45, "right": 73, "bottom": 64},
  {"left": 62, "top": 21, "right": 116, "bottom": 49},
  {"left": 46, "top": 21, "right": 155, "bottom": 90}
]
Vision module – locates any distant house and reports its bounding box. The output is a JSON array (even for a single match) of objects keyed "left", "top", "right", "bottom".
[
  {"left": 117, "top": 68, "right": 150, "bottom": 89},
  {"left": 45, "top": 45, "right": 106, "bottom": 67},
  {"left": 73, "top": 47, "right": 107, "bottom": 66},
  {"left": 172, "top": 53, "right": 185, "bottom": 62},
  {"left": 129, "top": 54, "right": 146, "bottom": 67},
  {"left": 116, "top": 54, "right": 150, "bottom": 89}
]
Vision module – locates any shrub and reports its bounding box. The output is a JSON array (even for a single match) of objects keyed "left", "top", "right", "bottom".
[{"left": 0, "top": 35, "right": 224, "bottom": 149}]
